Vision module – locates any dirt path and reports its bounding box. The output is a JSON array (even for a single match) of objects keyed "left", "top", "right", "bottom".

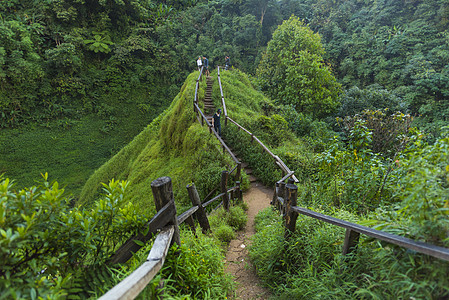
[{"left": 225, "top": 182, "right": 273, "bottom": 299}]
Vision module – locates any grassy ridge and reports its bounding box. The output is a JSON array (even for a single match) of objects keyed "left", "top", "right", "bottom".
[{"left": 79, "top": 70, "right": 268, "bottom": 214}]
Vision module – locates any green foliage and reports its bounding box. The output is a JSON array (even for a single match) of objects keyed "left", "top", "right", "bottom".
[
  {"left": 373, "top": 129, "right": 449, "bottom": 246},
  {"left": 336, "top": 85, "right": 408, "bottom": 119},
  {"left": 296, "top": 0, "right": 449, "bottom": 138},
  {"left": 257, "top": 16, "right": 341, "bottom": 119},
  {"left": 0, "top": 175, "right": 147, "bottom": 299},
  {"left": 84, "top": 31, "right": 114, "bottom": 54},
  {"left": 209, "top": 205, "right": 247, "bottom": 243},
  {"left": 250, "top": 207, "right": 449, "bottom": 299},
  {"left": 315, "top": 112, "right": 417, "bottom": 213},
  {"left": 158, "top": 228, "right": 235, "bottom": 299},
  {"left": 337, "top": 109, "right": 414, "bottom": 157}
]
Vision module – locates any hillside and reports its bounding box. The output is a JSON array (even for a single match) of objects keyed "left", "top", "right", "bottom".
[{"left": 79, "top": 69, "right": 272, "bottom": 214}]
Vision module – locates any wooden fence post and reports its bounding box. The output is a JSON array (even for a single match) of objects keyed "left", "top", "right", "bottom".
[
  {"left": 342, "top": 229, "right": 360, "bottom": 255},
  {"left": 186, "top": 183, "right": 211, "bottom": 233},
  {"left": 272, "top": 182, "right": 279, "bottom": 206},
  {"left": 284, "top": 183, "right": 298, "bottom": 241},
  {"left": 236, "top": 181, "right": 243, "bottom": 202},
  {"left": 279, "top": 181, "right": 286, "bottom": 215},
  {"left": 236, "top": 162, "right": 241, "bottom": 181},
  {"left": 151, "top": 177, "right": 181, "bottom": 246},
  {"left": 221, "top": 171, "right": 229, "bottom": 211}
]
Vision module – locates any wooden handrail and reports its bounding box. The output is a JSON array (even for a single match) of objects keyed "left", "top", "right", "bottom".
[
  {"left": 100, "top": 226, "right": 175, "bottom": 300},
  {"left": 290, "top": 206, "right": 449, "bottom": 262},
  {"left": 202, "top": 192, "right": 225, "bottom": 208},
  {"left": 108, "top": 201, "right": 176, "bottom": 265},
  {"left": 194, "top": 103, "right": 212, "bottom": 127},
  {"left": 202, "top": 186, "right": 238, "bottom": 208},
  {"left": 226, "top": 116, "right": 299, "bottom": 183},
  {"left": 217, "top": 67, "right": 228, "bottom": 118},
  {"left": 177, "top": 206, "right": 199, "bottom": 224},
  {"left": 277, "top": 171, "right": 295, "bottom": 184},
  {"left": 194, "top": 67, "right": 202, "bottom": 104}
]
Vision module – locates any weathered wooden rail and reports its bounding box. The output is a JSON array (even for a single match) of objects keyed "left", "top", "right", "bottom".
[
  {"left": 100, "top": 172, "right": 243, "bottom": 299},
  {"left": 216, "top": 67, "right": 298, "bottom": 183},
  {"left": 193, "top": 66, "right": 242, "bottom": 181}
]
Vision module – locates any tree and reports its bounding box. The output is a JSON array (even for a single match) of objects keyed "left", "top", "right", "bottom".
[{"left": 257, "top": 16, "right": 341, "bottom": 119}]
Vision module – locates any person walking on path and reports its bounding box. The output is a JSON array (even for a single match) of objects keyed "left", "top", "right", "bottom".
[
  {"left": 212, "top": 109, "right": 222, "bottom": 136},
  {"left": 202, "top": 56, "right": 209, "bottom": 76},
  {"left": 197, "top": 56, "right": 203, "bottom": 72},
  {"left": 225, "top": 56, "right": 230, "bottom": 70}
]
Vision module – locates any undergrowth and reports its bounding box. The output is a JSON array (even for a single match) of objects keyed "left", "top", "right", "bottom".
[
  {"left": 250, "top": 207, "right": 449, "bottom": 299},
  {"left": 99, "top": 202, "right": 248, "bottom": 299}
]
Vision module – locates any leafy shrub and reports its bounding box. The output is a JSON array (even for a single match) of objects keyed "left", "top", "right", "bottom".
[
  {"left": 0, "top": 174, "right": 148, "bottom": 299},
  {"left": 337, "top": 109, "right": 413, "bottom": 157},
  {"left": 373, "top": 128, "right": 449, "bottom": 246},
  {"left": 314, "top": 115, "right": 418, "bottom": 213},
  {"left": 209, "top": 205, "right": 248, "bottom": 243},
  {"left": 213, "top": 224, "right": 236, "bottom": 243}
]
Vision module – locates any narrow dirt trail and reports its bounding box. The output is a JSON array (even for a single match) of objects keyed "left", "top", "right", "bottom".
[{"left": 225, "top": 182, "right": 273, "bottom": 299}]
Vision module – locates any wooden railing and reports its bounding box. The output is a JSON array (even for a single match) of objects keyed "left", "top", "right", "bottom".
[
  {"left": 193, "top": 66, "right": 241, "bottom": 181},
  {"left": 100, "top": 174, "right": 243, "bottom": 298},
  {"left": 215, "top": 66, "right": 298, "bottom": 183},
  {"left": 272, "top": 182, "right": 449, "bottom": 261}
]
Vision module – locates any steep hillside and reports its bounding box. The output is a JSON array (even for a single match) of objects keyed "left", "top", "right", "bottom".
[{"left": 79, "top": 69, "right": 271, "bottom": 214}]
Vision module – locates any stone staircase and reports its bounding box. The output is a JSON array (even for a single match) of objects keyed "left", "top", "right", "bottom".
[
  {"left": 204, "top": 76, "right": 215, "bottom": 123},
  {"left": 241, "top": 162, "right": 257, "bottom": 183},
  {"left": 204, "top": 75, "right": 256, "bottom": 183}
]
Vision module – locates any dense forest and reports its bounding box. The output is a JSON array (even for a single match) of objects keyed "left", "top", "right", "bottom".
[
  {"left": 1, "top": 0, "right": 448, "bottom": 193},
  {"left": 1, "top": 0, "right": 448, "bottom": 195},
  {"left": 1, "top": 0, "right": 449, "bottom": 298}
]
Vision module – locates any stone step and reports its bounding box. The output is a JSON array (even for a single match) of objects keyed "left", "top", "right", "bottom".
[
  {"left": 249, "top": 175, "right": 257, "bottom": 183},
  {"left": 245, "top": 168, "right": 253, "bottom": 175}
]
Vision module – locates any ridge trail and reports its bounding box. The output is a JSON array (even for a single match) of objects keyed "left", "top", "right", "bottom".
[{"left": 225, "top": 182, "right": 273, "bottom": 299}]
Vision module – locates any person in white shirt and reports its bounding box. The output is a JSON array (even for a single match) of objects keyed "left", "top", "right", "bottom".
[{"left": 197, "top": 56, "right": 203, "bottom": 71}]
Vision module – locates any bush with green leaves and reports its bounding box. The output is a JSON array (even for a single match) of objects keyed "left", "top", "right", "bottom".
[
  {"left": 0, "top": 174, "right": 148, "bottom": 299},
  {"left": 315, "top": 112, "right": 419, "bottom": 213},
  {"left": 209, "top": 204, "right": 248, "bottom": 244},
  {"left": 257, "top": 16, "right": 341, "bottom": 119},
  {"left": 368, "top": 128, "right": 449, "bottom": 246}
]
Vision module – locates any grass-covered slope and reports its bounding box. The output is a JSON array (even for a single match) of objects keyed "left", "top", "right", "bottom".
[{"left": 79, "top": 70, "right": 270, "bottom": 214}]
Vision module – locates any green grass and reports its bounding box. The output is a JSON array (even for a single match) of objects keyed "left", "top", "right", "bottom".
[
  {"left": 0, "top": 85, "right": 167, "bottom": 199},
  {"left": 250, "top": 207, "right": 449, "bottom": 299},
  {"left": 79, "top": 70, "right": 254, "bottom": 215}
]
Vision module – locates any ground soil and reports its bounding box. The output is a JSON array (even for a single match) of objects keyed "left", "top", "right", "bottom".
[{"left": 225, "top": 182, "right": 274, "bottom": 299}]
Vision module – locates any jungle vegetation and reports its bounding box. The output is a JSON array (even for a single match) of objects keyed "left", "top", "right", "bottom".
[
  {"left": 1, "top": 0, "right": 449, "bottom": 298},
  {"left": 1, "top": 0, "right": 448, "bottom": 194}
]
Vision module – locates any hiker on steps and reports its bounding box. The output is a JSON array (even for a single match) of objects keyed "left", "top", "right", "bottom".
[
  {"left": 203, "top": 56, "right": 209, "bottom": 76},
  {"left": 197, "top": 56, "right": 202, "bottom": 72},
  {"left": 212, "top": 109, "right": 222, "bottom": 136}
]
